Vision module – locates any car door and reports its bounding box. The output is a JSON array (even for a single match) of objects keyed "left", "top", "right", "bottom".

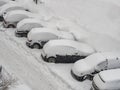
[
  {"left": 107, "top": 58, "right": 120, "bottom": 69},
  {"left": 95, "top": 60, "right": 108, "bottom": 72}
]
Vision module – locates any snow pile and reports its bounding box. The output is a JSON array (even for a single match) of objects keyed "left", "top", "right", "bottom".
[{"left": 9, "top": 85, "right": 32, "bottom": 90}]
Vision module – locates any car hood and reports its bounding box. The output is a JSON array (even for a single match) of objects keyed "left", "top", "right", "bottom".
[{"left": 72, "top": 60, "right": 94, "bottom": 76}]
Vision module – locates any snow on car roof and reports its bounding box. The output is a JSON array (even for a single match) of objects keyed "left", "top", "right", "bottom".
[
  {"left": 17, "top": 18, "right": 44, "bottom": 29},
  {"left": 3, "top": 10, "right": 30, "bottom": 19},
  {"left": 28, "top": 28, "right": 74, "bottom": 40},
  {"left": 59, "top": 31, "right": 74, "bottom": 40},
  {"left": 29, "top": 28, "right": 60, "bottom": 35},
  {"left": 84, "top": 52, "right": 120, "bottom": 66},
  {"left": 0, "top": 2, "right": 24, "bottom": 15},
  {"left": 44, "top": 39, "right": 95, "bottom": 56},
  {"left": 99, "top": 69, "right": 120, "bottom": 83}
]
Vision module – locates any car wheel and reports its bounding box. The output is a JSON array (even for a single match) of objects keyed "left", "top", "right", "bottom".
[
  {"left": 15, "top": 33, "right": 22, "bottom": 37},
  {"left": 87, "top": 75, "right": 94, "bottom": 81},
  {"left": 7, "top": 24, "right": 15, "bottom": 28},
  {"left": 32, "top": 43, "right": 41, "bottom": 49},
  {"left": 78, "top": 76, "right": 87, "bottom": 81},
  {"left": 48, "top": 57, "right": 56, "bottom": 63}
]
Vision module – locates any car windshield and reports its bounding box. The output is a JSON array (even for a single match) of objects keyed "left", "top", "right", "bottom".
[{"left": 84, "top": 53, "right": 105, "bottom": 66}]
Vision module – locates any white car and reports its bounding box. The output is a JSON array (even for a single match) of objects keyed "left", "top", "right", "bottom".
[
  {"left": 3, "top": 10, "right": 31, "bottom": 28},
  {"left": 41, "top": 39, "right": 95, "bottom": 63},
  {"left": 26, "top": 28, "right": 75, "bottom": 49},
  {"left": 0, "top": 2, "right": 28, "bottom": 17},
  {"left": 15, "top": 18, "right": 44, "bottom": 37},
  {"left": 71, "top": 52, "right": 120, "bottom": 81},
  {"left": 91, "top": 69, "right": 120, "bottom": 90},
  {"left": 0, "top": 0, "right": 15, "bottom": 21}
]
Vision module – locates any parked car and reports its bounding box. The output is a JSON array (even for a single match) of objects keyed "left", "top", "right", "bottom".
[
  {"left": 3, "top": 10, "right": 32, "bottom": 28},
  {"left": 41, "top": 39, "right": 95, "bottom": 63},
  {"left": 26, "top": 28, "right": 75, "bottom": 49},
  {"left": 0, "top": 2, "right": 28, "bottom": 17},
  {"left": 71, "top": 52, "right": 120, "bottom": 81},
  {"left": 15, "top": 18, "right": 44, "bottom": 37},
  {"left": 0, "top": 0, "right": 15, "bottom": 21},
  {"left": 91, "top": 69, "right": 120, "bottom": 90}
]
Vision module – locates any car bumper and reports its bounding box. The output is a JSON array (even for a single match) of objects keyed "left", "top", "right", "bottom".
[
  {"left": 26, "top": 41, "right": 32, "bottom": 48},
  {"left": 3, "top": 22, "right": 7, "bottom": 28},
  {"left": 71, "top": 70, "right": 86, "bottom": 81},
  {"left": 15, "top": 30, "right": 28, "bottom": 37},
  {"left": 41, "top": 51, "right": 47, "bottom": 62}
]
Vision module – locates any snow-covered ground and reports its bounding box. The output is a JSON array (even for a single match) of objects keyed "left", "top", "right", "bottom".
[{"left": 0, "top": 0, "right": 120, "bottom": 90}]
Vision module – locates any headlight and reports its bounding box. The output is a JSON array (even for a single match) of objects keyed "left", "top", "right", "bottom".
[{"left": 27, "top": 38, "right": 32, "bottom": 42}]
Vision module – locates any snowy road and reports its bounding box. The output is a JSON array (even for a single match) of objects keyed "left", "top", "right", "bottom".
[{"left": 0, "top": 31, "right": 72, "bottom": 90}]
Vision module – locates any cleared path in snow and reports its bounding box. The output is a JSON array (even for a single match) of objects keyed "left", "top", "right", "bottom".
[{"left": 0, "top": 31, "right": 72, "bottom": 90}]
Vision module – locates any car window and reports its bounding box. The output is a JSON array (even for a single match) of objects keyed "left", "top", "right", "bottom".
[
  {"left": 108, "top": 58, "right": 120, "bottom": 69},
  {"left": 95, "top": 60, "right": 107, "bottom": 72}
]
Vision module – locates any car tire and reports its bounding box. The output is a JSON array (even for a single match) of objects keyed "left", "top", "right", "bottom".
[
  {"left": 87, "top": 75, "right": 94, "bottom": 81},
  {"left": 7, "top": 24, "right": 16, "bottom": 28},
  {"left": 15, "top": 33, "right": 22, "bottom": 37},
  {"left": 32, "top": 43, "right": 41, "bottom": 49},
  {"left": 47, "top": 57, "right": 56, "bottom": 63},
  {"left": 78, "top": 76, "right": 87, "bottom": 81}
]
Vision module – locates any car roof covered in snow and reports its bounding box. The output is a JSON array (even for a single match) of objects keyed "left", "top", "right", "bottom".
[
  {"left": 29, "top": 28, "right": 60, "bottom": 35},
  {"left": 17, "top": 18, "right": 44, "bottom": 29},
  {"left": 99, "top": 69, "right": 120, "bottom": 83},
  {"left": 84, "top": 52, "right": 120, "bottom": 66},
  {"left": 3, "top": 10, "right": 30, "bottom": 19},
  {"left": 29, "top": 28, "right": 74, "bottom": 40},
  {"left": 0, "top": 2, "right": 25, "bottom": 15},
  {"left": 43, "top": 39, "right": 95, "bottom": 56}
]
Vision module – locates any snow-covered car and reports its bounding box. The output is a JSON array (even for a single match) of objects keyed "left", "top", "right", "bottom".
[
  {"left": 91, "top": 69, "right": 120, "bottom": 90},
  {"left": 41, "top": 39, "right": 95, "bottom": 63},
  {"left": 71, "top": 52, "right": 120, "bottom": 81},
  {"left": 26, "top": 28, "right": 75, "bottom": 49},
  {"left": 15, "top": 18, "right": 44, "bottom": 37},
  {"left": 3, "top": 10, "right": 31, "bottom": 28},
  {"left": 0, "top": 2, "right": 28, "bottom": 18},
  {"left": 0, "top": 0, "right": 15, "bottom": 21}
]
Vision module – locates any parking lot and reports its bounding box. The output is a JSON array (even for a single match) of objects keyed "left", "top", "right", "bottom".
[{"left": 0, "top": 0, "right": 120, "bottom": 90}]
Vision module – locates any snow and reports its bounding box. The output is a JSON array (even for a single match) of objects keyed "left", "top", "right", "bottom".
[
  {"left": 9, "top": 85, "right": 32, "bottom": 90},
  {"left": 0, "top": 28, "right": 72, "bottom": 90},
  {"left": 0, "top": 0, "right": 10, "bottom": 7},
  {"left": 27, "top": 28, "right": 58, "bottom": 41},
  {"left": 99, "top": 69, "right": 120, "bottom": 83},
  {"left": 72, "top": 52, "right": 120, "bottom": 76},
  {"left": 72, "top": 60, "right": 92, "bottom": 76},
  {"left": 3, "top": 10, "right": 30, "bottom": 22},
  {"left": 1, "top": 0, "right": 120, "bottom": 90},
  {"left": 43, "top": 39, "right": 95, "bottom": 56},
  {"left": 0, "top": 2, "right": 25, "bottom": 16},
  {"left": 17, "top": 18, "right": 44, "bottom": 30}
]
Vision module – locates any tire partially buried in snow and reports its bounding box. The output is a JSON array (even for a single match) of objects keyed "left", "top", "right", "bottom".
[{"left": 41, "top": 39, "right": 95, "bottom": 63}]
